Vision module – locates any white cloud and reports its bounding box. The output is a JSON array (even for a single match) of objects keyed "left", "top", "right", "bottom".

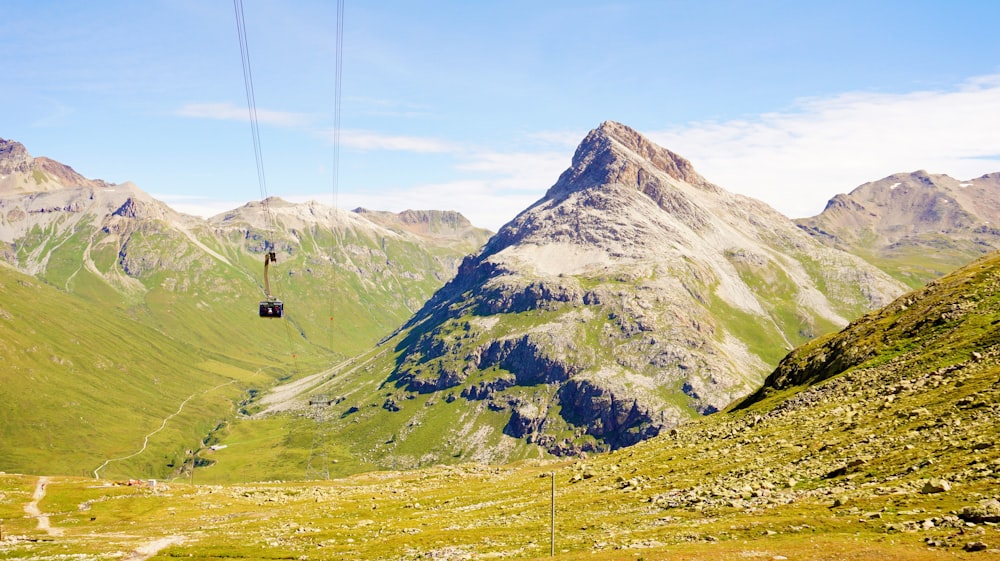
[
  {"left": 176, "top": 102, "right": 312, "bottom": 127},
  {"left": 335, "top": 129, "right": 459, "bottom": 153},
  {"left": 348, "top": 73, "right": 1000, "bottom": 230},
  {"left": 304, "top": 134, "right": 570, "bottom": 230},
  {"left": 171, "top": 76, "right": 1000, "bottom": 231},
  {"left": 335, "top": 180, "right": 538, "bottom": 233},
  {"left": 155, "top": 194, "right": 247, "bottom": 218},
  {"left": 648, "top": 74, "right": 1000, "bottom": 218},
  {"left": 456, "top": 150, "right": 569, "bottom": 192},
  {"left": 322, "top": 149, "right": 569, "bottom": 231}
]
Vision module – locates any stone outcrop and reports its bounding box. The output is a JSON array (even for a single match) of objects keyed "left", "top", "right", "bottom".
[{"left": 384, "top": 121, "right": 907, "bottom": 458}]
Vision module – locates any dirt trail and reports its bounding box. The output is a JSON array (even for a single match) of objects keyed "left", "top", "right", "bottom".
[
  {"left": 93, "top": 380, "right": 236, "bottom": 478},
  {"left": 125, "top": 535, "right": 186, "bottom": 560},
  {"left": 23, "top": 476, "right": 185, "bottom": 558},
  {"left": 24, "top": 476, "right": 63, "bottom": 537}
]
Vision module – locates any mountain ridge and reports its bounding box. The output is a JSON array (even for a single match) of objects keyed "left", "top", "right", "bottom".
[
  {"left": 0, "top": 136, "right": 492, "bottom": 478},
  {"left": 6, "top": 234, "right": 1000, "bottom": 559},
  {"left": 5, "top": 125, "right": 1000, "bottom": 484},
  {"left": 1, "top": 137, "right": 112, "bottom": 193},
  {"left": 796, "top": 169, "right": 1000, "bottom": 286},
  {"left": 263, "top": 121, "right": 910, "bottom": 470}
]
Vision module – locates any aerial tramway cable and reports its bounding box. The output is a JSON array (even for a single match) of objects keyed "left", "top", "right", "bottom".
[
  {"left": 327, "top": 0, "right": 345, "bottom": 347},
  {"left": 233, "top": 0, "right": 283, "bottom": 318},
  {"left": 308, "top": 0, "right": 346, "bottom": 481}
]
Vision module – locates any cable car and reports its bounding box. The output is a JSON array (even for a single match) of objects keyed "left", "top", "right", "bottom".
[
  {"left": 259, "top": 299, "right": 283, "bottom": 318},
  {"left": 259, "top": 250, "right": 283, "bottom": 318}
]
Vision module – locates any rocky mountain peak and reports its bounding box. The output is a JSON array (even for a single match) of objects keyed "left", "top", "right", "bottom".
[
  {"left": 796, "top": 169, "right": 1000, "bottom": 285},
  {"left": 0, "top": 138, "right": 32, "bottom": 175},
  {"left": 544, "top": 121, "right": 714, "bottom": 204},
  {"left": 595, "top": 120, "right": 709, "bottom": 187},
  {"left": 379, "top": 122, "right": 906, "bottom": 460},
  {"left": 0, "top": 139, "right": 109, "bottom": 193},
  {"left": 482, "top": 122, "right": 726, "bottom": 258}
]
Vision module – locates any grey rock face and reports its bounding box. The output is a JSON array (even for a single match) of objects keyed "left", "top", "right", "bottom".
[{"left": 388, "top": 121, "right": 907, "bottom": 457}]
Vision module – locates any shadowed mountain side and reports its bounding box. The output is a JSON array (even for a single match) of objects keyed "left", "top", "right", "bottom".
[{"left": 304, "top": 121, "right": 908, "bottom": 467}]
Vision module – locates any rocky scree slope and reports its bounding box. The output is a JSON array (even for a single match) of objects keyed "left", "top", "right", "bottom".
[
  {"left": 343, "top": 121, "right": 907, "bottom": 463},
  {"left": 797, "top": 170, "right": 1000, "bottom": 287}
]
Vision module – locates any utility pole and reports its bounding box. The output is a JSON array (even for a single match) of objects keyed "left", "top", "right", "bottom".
[
  {"left": 550, "top": 472, "right": 556, "bottom": 557},
  {"left": 305, "top": 395, "right": 331, "bottom": 480}
]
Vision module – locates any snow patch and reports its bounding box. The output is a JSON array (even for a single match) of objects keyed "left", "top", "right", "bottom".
[
  {"left": 889, "top": 182, "right": 901, "bottom": 190},
  {"left": 960, "top": 183, "right": 972, "bottom": 188}
]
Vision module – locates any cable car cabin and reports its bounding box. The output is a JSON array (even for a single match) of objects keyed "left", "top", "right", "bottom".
[
  {"left": 259, "top": 251, "right": 282, "bottom": 317},
  {"left": 259, "top": 300, "right": 283, "bottom": 318}
]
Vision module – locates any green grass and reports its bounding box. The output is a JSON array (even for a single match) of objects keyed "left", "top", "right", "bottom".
[
  {"left": 0, "top": 204, "right": 482, "bottom": 481},
  {"left": 3, "top": 332, "right": 997, "bottom": 559},
  {"left": 31, "top": 169, "right": 49, "bottom": 185}
]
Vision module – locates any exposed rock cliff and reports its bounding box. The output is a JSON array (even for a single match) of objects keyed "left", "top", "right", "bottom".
[
  {"left": 0, "top": 138, "right": 110, "bottom": 193},
  {"left": 375, "top": 121, "right": 907, "bottom": 459}
]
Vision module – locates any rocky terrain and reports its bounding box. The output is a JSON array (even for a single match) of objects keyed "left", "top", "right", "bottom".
[
  {"left": 797, "top": 170, "right": 1000, "bottom": 287},
  {"left": 3, "top": 248, "right": 999, "bottom": 559},
  {"left": 390, "top": 121, "right": 905, "bottom": 448},
  {"left": 5, "top": 125, "right": 1000, "bottom": 489},
  {"left": 249, "top": 121, "right": 910, "bottom": 472}
]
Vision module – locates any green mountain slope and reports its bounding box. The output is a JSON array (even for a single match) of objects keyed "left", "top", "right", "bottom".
[
  {"left": 206, "top": 122, "right": 908, "bottom": 477},
  {"left": 0, "top": 263, "right": 266, "bottom": 478},
  {"left": 0, "top": 139, "right": 490, "bottom": 479},
  {"left": 4, "top": 250, "right": 1000, "bottom": 559},
  {"left": 739, "top": 248, "right": 1000, "bottom": 407}
]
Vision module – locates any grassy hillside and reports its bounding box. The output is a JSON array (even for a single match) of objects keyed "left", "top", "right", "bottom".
[
  {"left": 56, "top": 252, "right": 989, "bottom": 558},
  {"left": 0, "top": 193, "right": 487, "bottom": 481},
  {"left": 0, "top": 264, "right": 290, "bottom": 479},
  {"left": 2, "top": 269, "right": 998, "bottom": 558}
]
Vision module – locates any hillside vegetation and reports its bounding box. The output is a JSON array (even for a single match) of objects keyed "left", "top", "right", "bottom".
[
  {"left": 0, "top": 263, "right": 280, "bottom": 478},
  {"left": 200, "top": 122, "right": 908, "bottom": 476},
  {"left": 0, "top": 141, "right": 489, "bottom": 479},
  {"left": 4, "top": 251, "right": 1000, "bottom": 558}
]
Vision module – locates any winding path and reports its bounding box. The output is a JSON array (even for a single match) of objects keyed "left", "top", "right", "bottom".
[
  {"left": 24, "top": 476, "right": 186, "bottom": 558},
  {"left": 125, "top": 535, "right": 186, "bottom": 560},
  {"left": 93, "top": 380, "right": 236, "bottom": 479},
  {"left": 24, "top": 476, "right": 63, "bottom": 537}
]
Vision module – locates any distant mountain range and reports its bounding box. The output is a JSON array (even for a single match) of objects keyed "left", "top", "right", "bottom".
[
  {"left": 6, "top": 128, "right": 1000, "bottom": 560},
  {"left": 2, "top": 125, "right": 1000, "bottom": 480},
  {"left": 796, "top": 170, "right": 1000, "bottom": 287},
  {"left": 0, "top": 136, "right": 490, "bottom": 477}
]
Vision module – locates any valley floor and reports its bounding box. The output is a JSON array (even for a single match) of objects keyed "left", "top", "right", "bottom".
[{"left": 5, "top": 307, "right": 1000, "bottom": 560}]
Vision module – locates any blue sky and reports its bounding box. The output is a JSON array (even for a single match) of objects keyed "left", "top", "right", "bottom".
[{"left": 3, "top": 1, "right": 1000, "bottom": 231}]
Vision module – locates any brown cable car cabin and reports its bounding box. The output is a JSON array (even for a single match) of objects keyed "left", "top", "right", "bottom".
[{"left": 259, "top": 250, "right": 283, "bottom": 318}]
